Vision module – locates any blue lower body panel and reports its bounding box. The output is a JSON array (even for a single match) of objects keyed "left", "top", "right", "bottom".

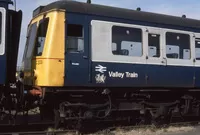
[{"left": 92, "top": 62, "right": 195, "bottom": 88}]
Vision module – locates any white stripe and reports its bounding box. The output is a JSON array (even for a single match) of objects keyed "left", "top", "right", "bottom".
[{"left": 91, "top": 20, "right": 200, "bottom": 67}]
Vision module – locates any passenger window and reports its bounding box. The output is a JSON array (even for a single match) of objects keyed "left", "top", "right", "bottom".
[
  {"left": 66, "top": 24, "right": 84, "bottom": 52},
  {"left": 195, "top": 38, "right": 200, "bottom": 60},
  {"left": 0, "top": 12, "right": 2, "bottom": 44},
  {"left": 148, "top": 34, "right": 160, "bottom": 57},
  {"left": 112, "top": 26, "right": 142, "bottom": 57},
  {"left": 34, "top": 17, "right": 49, "bottom": 56},
  {"left": 166, "top": 32, "right": 190, "bottom": 59}
]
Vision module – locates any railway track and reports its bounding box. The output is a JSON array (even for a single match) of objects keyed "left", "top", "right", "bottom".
[{"left": 0, "top": 130, "right": 77, "bottom": 135}]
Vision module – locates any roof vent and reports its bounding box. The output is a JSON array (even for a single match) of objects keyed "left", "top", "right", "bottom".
[
  {"left": 87, "top": 0, "right": 91, "bottom": 4},
  {"left": 136, "top": 7, "right": 141, "bottom": 11},
  {"left": 33, "top": 6, "right": 45, "bottom": 17},
  {"left": 182, "top": 14, "right": 186, "bottom": 18}
]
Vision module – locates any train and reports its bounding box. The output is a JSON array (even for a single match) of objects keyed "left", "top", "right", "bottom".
[{"left": 2, "top": 0, "right": 200, "bottom": 130}]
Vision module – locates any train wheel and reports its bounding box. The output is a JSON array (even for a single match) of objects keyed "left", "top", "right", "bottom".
[{"left": 151, "top": 106, "right": 172, "bottom": 127}]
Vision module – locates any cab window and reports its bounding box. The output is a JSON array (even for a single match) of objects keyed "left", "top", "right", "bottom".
[{"left": 34, "top": 17, "right": 49, "bottom": 56}]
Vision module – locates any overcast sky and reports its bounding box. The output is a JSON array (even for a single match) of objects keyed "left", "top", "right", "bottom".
[{"left": 15, "top": 0, "right": 200, "bottom": 66}]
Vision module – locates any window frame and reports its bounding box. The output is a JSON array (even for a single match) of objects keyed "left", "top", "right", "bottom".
[
  {"left": 111, "top": 25, "right": 143, "bottom": 57},
  {"left": 162, "top": 29, "right": 193, "bottom": 67},
  {"left": 165, "top": 31, "right": 191, "bottom": 60},
  {"left": 0, "top": 7, "right": 6, "bottom": 56}
]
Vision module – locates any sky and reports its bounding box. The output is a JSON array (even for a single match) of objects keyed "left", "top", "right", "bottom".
[{"left": 14, "top": 0, "right": 200, "bottom": 66}]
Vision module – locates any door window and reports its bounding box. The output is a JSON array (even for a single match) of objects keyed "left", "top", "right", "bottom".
[
  {"left": 66, "top": 24, "right": 84, "bottom": 52},
  {"left": 148, "top": 34, "right": 160, "bottom": 57}
]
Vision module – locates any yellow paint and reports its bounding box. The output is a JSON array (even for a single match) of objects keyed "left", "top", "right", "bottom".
[
  {"left": 33, "top": 59, "right": 65, "bottom": 86},
  {"left": 23, "top": 9, "right": 65, "bottom": 87}
]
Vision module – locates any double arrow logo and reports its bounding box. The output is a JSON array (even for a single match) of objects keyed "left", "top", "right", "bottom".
[{"left": 95, "top": 65, "right": 107, "bottom": 73}]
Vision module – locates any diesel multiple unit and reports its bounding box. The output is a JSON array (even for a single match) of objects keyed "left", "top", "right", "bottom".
[{"left": 2, "top": 0, "right": 200, "bottom": 130}]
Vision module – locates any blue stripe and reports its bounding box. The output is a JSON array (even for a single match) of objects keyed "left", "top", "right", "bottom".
[{"left": 92, "top": 62, "right": 196, "bottom": 88}]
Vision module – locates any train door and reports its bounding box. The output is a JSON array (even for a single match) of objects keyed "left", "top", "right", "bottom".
[
  {"left": 163, "top": 30, "right": 194, "bottom": 87},
  {"left": 145, "top": 27, "right": 167, "bottom": 87},
  {"left": 64, "top": 13, "right": 89, "bottom": 85},
  {"left": 193, "top": 33, "right": 200, "bottom": 87}
]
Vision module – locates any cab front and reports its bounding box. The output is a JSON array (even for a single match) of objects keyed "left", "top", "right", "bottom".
[{"left": 23, "top": 9, "right": 65, "bottom": 88}]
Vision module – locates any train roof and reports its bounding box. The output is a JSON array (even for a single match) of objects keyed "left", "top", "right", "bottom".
[{"left": 36, "top": 0, "right": 200, "bottom": 30}]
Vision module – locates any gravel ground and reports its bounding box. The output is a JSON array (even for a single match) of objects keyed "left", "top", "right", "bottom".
[
  {"left": 111, "top": 126, "right": 199, "bottom": 135},
  {"left": 50, "top": 125, "right": 200, "bottom": 135},
  {"left": 85, "top": 125, "right": 200, "bottom": 135}
]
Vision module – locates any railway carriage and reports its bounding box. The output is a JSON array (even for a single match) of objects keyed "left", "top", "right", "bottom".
[
  {"left": 0, "top": 0, "right": 22, "bottom": 122},
  {"left": 0, "top": 0, "right": 22, "bottom": 87},
  {"left": 20, "top": 0, "right": 200, "bottom": 128}
]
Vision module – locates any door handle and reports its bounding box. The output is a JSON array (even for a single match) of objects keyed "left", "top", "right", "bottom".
[
  {"left": 161, "top": 57, "right": 167, "bottom": 66},
  {"left": 83, "top": 56, "right": 88, "bottom": 59}
]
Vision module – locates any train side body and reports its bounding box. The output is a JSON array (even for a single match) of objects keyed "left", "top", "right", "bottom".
[
  {"left": 23, "top": 1, "right": 200, "bottom": 90},
  {"left": 64, "top": 13, "right": 198, "bottom": 89}
]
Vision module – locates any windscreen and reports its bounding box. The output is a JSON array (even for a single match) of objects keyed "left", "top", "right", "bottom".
[{"left": 24, "top": 22, "right": 37, "bottom": 59}]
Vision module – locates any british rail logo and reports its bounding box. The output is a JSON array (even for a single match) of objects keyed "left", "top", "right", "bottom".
[{"left": 95, "top": 65, "right": 107, "bottom": 73}]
